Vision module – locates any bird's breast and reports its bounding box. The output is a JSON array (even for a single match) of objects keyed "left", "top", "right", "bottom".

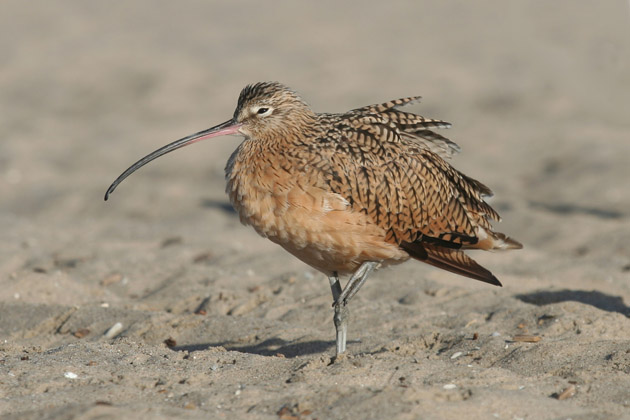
[{"left": 224, "top": 144, "right": 407, "bottom": 275}]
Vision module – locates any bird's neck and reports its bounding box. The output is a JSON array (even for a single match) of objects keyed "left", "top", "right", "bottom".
[{"left": 224, "top": 113, "right": 323, "bottom": 206}]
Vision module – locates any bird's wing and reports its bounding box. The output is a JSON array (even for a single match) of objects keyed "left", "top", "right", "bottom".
[
  {"left": 322, "top": 112, "right": 504, "bottom": 251},
  {"left": 351, "top": 97, "right": 461, "bottom": 159},
  {"left": 350, "top": 96, "right": 425, "bottom": 114}
]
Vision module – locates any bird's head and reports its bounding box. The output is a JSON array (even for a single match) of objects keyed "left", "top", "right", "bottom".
[
  {"left": 232, "top": 81, "right": 315, "bottom": 140},
  {"left": 104, "top": 82, "right": 314, "bottom": 200}
]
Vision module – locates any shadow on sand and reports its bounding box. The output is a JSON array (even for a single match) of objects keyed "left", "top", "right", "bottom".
[
  {"left": 199, "top": 198, "right": 237, "bottom": 214},
  {"left": 515, "top": 289, "right": 630, "bottom": 317},
  {"left": 172, "top": 338, "right": 333, "bottom": 358}
]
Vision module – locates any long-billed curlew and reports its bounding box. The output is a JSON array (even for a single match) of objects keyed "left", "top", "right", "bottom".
[{"left": 105, "top": 81, "right": 521, "bottom": 357}]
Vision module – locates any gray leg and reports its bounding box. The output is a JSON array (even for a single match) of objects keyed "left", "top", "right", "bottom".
[
  {"left": 335, "top": 261, "right": 379, "bottom": 306},
  {"left": 327, "top": 262, "right": 379, "bottom": 357},
  {"left": 328, "top": 273, "right": 348, "bottom": 356},
  {"left": 328, "top": 273, "right": 342, "bottom": 301}
]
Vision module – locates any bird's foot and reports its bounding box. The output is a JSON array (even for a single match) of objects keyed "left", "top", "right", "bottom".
[{"left": 330, "top": 352, "right": 348, "bottom": 364}]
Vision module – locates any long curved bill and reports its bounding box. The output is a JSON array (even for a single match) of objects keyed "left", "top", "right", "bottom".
[{"left": 104, "top": 119, "right": 242, "bottom": 201}]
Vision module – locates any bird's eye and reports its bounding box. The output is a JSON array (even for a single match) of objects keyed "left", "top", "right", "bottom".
[{"left": 251, "top": 106, "right": 273, "bottom": 118}]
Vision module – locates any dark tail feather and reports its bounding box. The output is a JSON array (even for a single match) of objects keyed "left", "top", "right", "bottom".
[{"left": 401, "top": 242, "right": 502, "bottom": 286}]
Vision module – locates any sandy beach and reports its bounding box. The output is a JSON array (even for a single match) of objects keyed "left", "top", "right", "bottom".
[{"left": 1, "top": 1, "right": 630, "bottom": 418}]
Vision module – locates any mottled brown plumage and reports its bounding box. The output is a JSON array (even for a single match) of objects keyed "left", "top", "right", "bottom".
[{"left": 105, "top": 81, "right": 522, "bottom": 357}]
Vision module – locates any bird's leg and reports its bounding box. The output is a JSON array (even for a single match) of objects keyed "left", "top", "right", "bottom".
[
  {"left": 328, "top": 262, "right": 378, "bottom": 357},
  {"left": 335, "top": 261, "right": 379, "bottom": 306},
  {"left": 328, "top": 272, "right": 342, "bottom": 301},
  {"left": 328, "top": 272, "right": 348, "bottom": 356}
]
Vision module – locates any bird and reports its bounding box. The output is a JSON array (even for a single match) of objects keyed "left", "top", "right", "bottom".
[{"left": 105, "top": 81, "right": 522, "bottom": 358}]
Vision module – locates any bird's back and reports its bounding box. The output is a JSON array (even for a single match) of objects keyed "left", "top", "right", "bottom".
[{"left": 310, "top": 97, "right": 521, "bottom": 281}]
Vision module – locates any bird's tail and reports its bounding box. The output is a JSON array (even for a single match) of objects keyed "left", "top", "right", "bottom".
[
  {"left": 472, "top": 228, "right": 523, "bottom": 251},
  {"left": 401, "top": 242, "right": 502, "bottom": 286}
]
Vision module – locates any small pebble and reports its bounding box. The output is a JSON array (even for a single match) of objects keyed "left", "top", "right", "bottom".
[
  {"left": 557, "top": 384, "right": 577, "bottom": 400},
  {"left": 161, "top": 236, "right": 182, "bottom": 247},
  {"left": 64, "top": 372, "right": 78, "bottom": 379},
  {"left": 101, "top": 273, "right": 123, "bottom": 286},
  {"left": 443, "top": 384, "right": 457, "bottom": 390},
  {"left": 73, "top": 328, "right": 90, "bottom": 339},
  {"left": 193, "top": 252, "right": 213, "bottom": 263},
  {"left": 491, "top": 331, "right": 501, "bottom": 337},
  {"left": 104, "top": 322, "right": 123, "bottom": 339},
  {"left": 512, "top": 335, "right": 542, "bottom": 343},
  {"left": 451, "top": 351, "right": 463, "bottom": 359}
]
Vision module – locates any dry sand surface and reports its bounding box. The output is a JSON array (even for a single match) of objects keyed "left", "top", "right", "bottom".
[{"left": 2, "top": 1, "right": 630, "bottom": 419}]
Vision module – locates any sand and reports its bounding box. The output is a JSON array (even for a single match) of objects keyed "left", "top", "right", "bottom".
[{"left": 1, "top": 1, "right": 630, "bottom": 419}]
